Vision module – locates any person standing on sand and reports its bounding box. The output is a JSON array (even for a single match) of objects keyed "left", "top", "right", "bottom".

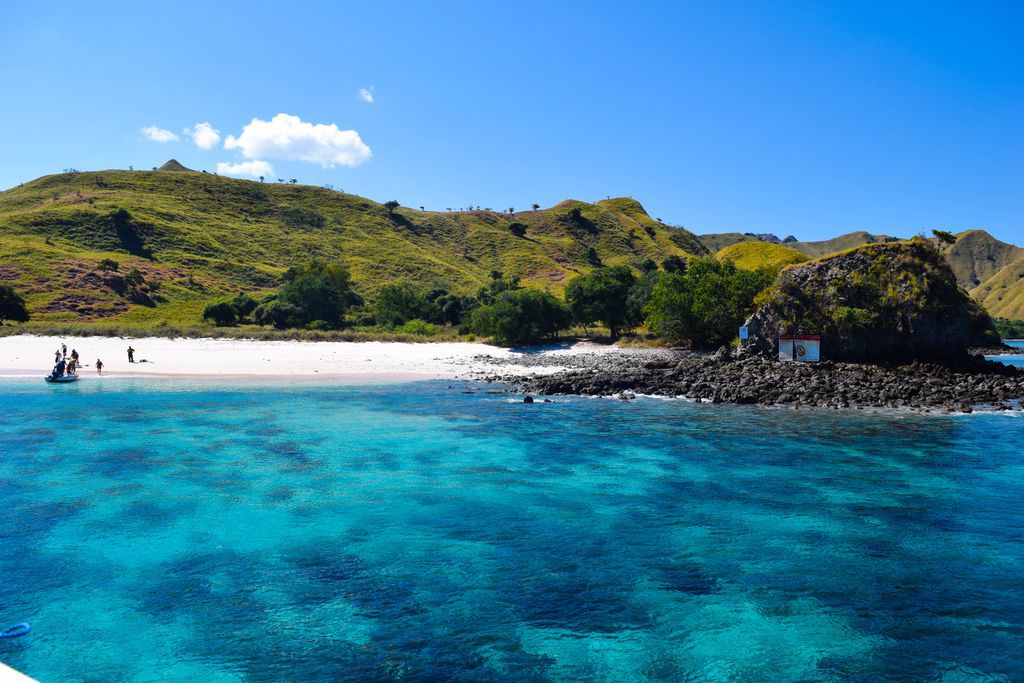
[
  {"left": 127, "top": 346, "right": 135, "bottom": 363},
  {"left": 96, "top": 359, "right": 103, "bottom": 374},
  {"left": 54, "top": 349, "right": 61, "bottom": 364},
  {"left": 61, "top": 343, "right": 67, "bottom": 359}
]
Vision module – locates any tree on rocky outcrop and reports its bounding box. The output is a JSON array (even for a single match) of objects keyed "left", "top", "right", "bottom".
[
  {"left": 0, "top": 284, "right": 30, "bottom": 325},
  {"left": 741, "top": 240, "right": 1001, "bottom": 362},
  {"left": 932, "top": 229, "right": 957, "bottom": 245}
]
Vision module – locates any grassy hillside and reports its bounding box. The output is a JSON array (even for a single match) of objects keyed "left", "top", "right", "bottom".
[
  {"left": 716, "top": 241, "right": 809, "bottom": 273},
  {"left": 697, "top": 233, "right": 763, "bottom": 252},
  {"left": 0, "top": 167, "right": 704, "bottom": 327},
  {"left": 699, "top": 230, "right": 898, "bottom": 258},
  {"left": 971, "top": 258, "right": 1024, "bottom": 320},
  {"left": 940, "top": 229, "right": 1023, "bottom": 288},
  {"left": 788, "top": 231, "right": 900, "bottom": 258}
]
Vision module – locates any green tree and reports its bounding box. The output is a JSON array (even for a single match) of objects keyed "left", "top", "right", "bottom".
[
  {"left": 376, "top": 283, "right": 428, "bottom": 327},
  {"left": 564, "top": 265, "right": 637, "bottom": 338},
  {"left": 932, "top": 229, "right": 957, "bottom": 245},
  {"left": 383, "top": 200, "right": 400, "bottom": 216},
  {"left": 661, "top": 255, "right": 686, "bottom": 273},
  {"left": 277, "top": 260, "right": 353, "bottom": 327},
  {"left": 626, "top": 270, "right": 660, "bottom": 328},
  {"left": 425, "top": 289, "right": 477, "bottom": 325},
  {"left": 0, "top": 284, "right": 30, "bottom": 325},
  {"left": 645, "top": 257, "right": 772, "bottom": 347},
  {"left": 231, "top": 292, "right": 258, "bottom": 320},
  {"left": 98, "top": 259, "right": 120, "bottom": 272},
  {"left": 203, "top": 301, "right": 237, "bottom": 326},
  {"left": 508, "top": 222, "right": 527, "bottom": 238},
  {"left": 471, "top": 289, "right": 571, "bottom": 346},
  {"left": 123, "top": 268, "right": 145, "bottom": 288},
  {"left": 253, "top": 300, "right": 305, "bottom": 329},
  {"left": 476, "top": 273, "right": 521, "bottom": 305}
]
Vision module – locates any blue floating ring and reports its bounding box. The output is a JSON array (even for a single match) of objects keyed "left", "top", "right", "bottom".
[{"left": 0, "top": 622, "right": 31, "bottom": 638}]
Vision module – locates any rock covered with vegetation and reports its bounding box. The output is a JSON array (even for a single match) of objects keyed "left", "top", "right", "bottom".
[{"left": 742, "top": 240, "right": 1001, "bottom": 362}]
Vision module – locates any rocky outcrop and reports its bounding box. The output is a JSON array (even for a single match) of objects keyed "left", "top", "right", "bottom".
[
  {"left": 509, "top": 352, "right": 1023, "bottom": 412},
  {"left": 741, "top": 241, "right": 1000, "bottom": 362}
]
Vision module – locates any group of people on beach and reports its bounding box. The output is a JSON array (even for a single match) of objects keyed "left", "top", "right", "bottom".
[
  {"left": 47, "top": 343, "right": 142, "bottom": 378},
  {"left": 49, "top": 343, "right": 103, "bottom": 378}
]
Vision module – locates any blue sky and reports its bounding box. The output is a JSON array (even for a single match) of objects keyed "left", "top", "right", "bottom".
[{"left": 1, "top": 1, "right": 1021, "bottom": 242}]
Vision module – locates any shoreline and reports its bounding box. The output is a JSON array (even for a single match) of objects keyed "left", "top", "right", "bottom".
[
  {"left": 496, "top": 351, "right": 1024, "bottom": 414},
  {"left": 0, "top": 334, "right": 628, "bottom": 382}
]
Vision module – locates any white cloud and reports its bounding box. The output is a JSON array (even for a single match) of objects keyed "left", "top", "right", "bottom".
[
  {"left": 358, "top": 87, "right": 374, "bottom": 103},
  {"left": 224, "top": 113, "right": 372, "bottom": 167},
  {"left": 187, "top": 122, "right": 221, "bottom": 149},
  {"left": 141, "top": 125, "right": 179, "bottom": 143},
  {"left": 216, "top": 160, "right": 274, "bottom": 179}
]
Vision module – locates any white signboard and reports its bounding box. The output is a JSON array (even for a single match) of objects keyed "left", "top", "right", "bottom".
[{"left": 778, "top": 336, "right": 820, "bottom": 362}]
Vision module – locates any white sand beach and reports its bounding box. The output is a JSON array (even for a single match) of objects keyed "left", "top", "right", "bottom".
[{"left": 0, "top": 335, "right": 620, "bottom": 381}]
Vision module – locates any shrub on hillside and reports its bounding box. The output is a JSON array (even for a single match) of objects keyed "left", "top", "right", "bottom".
[
  {"left": 279, "top": 207, "right": 325, "bottom": 229},
  {"left": 0, "top": 284, "right": 30, "bottom": 325},
  {"left": 98, "top": 259, "right": 120, "bottom": 272},
  {"left": 203, "top": 301, "right": 237, "bottom": 326}
]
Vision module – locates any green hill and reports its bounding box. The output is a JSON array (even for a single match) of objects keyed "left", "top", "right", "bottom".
[
  {"left": 787, "top": 231, "right": 900, "bottom": 258},
  {"left": 699, "top": 230, "right": 899, "bottom": 258},
  {"left": 0, "top": 167, "right": 704, "bottom": 326},
  {"left": 970, "top": 258, "right": 1024, "bottom": 320},
  {"left": 697, "top": 232, "right": 763, "bottom": 252},
  {"left": 940, "top": 229, "right": 1023, "bottom": 289},
  {"left": 716, "top": 241, "right": 809, "bottom": 273}
]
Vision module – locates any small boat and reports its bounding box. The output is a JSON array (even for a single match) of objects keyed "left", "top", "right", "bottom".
[{"left": 44, "top": 373, "right": 79, "bottom": 383}]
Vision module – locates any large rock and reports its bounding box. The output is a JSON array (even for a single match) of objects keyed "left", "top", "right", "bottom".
[{"left": 741, "top": 240, "right": 1000, "bottom": 362}]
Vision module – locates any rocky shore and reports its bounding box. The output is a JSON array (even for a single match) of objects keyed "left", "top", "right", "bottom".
[{"left": 478, "top": 350, "right": 1024, "bottom": 413}]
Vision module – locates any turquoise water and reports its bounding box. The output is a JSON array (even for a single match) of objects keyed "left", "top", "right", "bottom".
[
  {"left": 2, "top": 379, "right": 1023, "bottom": 681},
  {"left": 994, "top": 339, "right": 1024, "bottom": 368}
]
